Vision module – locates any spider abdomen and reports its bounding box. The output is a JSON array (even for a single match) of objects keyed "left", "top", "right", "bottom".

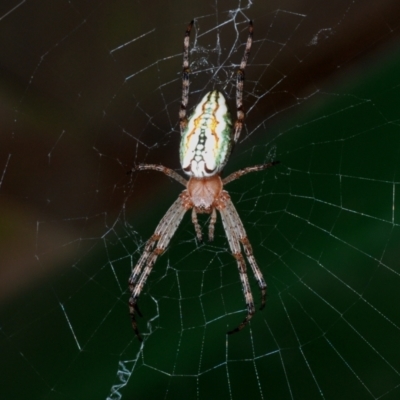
[{"left": 180, "top": 91, "right": 233, "bottom": 178}]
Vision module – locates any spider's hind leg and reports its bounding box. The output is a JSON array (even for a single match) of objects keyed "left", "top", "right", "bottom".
[
  {"left": 180, "top": 20, "right": 194, "bottom": 132},
  {"left": 233, "top": 21, "right": 253, "bottom": 143}
]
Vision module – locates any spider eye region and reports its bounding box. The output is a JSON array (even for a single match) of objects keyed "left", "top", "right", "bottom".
[{"left": 180, "top": 90, "right": 233, "bottom": 177}]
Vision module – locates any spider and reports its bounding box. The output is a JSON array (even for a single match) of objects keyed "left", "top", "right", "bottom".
[{"left": 129, "top": 20, "right": 279, "bottom": 341}]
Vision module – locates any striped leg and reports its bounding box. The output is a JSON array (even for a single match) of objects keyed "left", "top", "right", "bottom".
[
  {"left": 233, "top": 21, "right": 253, "bottom": 143},
  {"left": 224, "top": 197, "right": 267, "bottom": 310},
  {"left": 219, "top": 194, "right": 256, "bottom": 334},
  {"left": 222, "top": 161, "right": 279, "bottom": 185},
  {"left": 129, "top": 197, "right": 187, "bottom": 341},
  {"left": 180, "top": 20, "right": 194, "bottom": 132},
  {"left": 133, "top": 164, "right": 187, "bottom": 187}
]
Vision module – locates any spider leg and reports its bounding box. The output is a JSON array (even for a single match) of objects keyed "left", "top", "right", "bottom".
[
  {"left": 208, "top": 208, "right": 217, "bottom": 241},
  {"left": 131, "top": 164, "right": 187, "bottom": 187},
  {"left": 222, "top": 161, "right": 279, "bottom": 185},
  {"left": 233, "top": 21, "right": 253, "bottom": 143},
  {"left": 228, "top": 252, "right": 255, "bottom": 334},
  {"left": 224, "top": 197, "right": 267, "bottom": 310},
  {"left": 240, "top": 236, "right": 267, "bottom": 310},
  {"left": 180, "top": 20, "right": 194, "bottom": 132},
  {"left": 129, "top": 197, "right": 187, "bottom": 341},
  {"left": 219, "top": 198, "right": 256, "bottom": 334},
  {"left": 129, "top": 233, "right": 157, "bottom": 289},
  {"left": 191, "top": 208, "right": 202, "bottom": 241}
]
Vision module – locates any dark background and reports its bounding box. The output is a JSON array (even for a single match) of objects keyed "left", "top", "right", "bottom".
[{"left": 1, "top": 0, "right": 400, "bottom": 399}]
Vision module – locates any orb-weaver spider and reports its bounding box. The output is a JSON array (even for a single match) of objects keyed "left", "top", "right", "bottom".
[{"left": 129, "top": 21, "right": 279, "bottom": 341}]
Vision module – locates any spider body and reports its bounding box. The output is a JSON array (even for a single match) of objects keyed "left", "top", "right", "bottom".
[{"left": 129, "top": 21, "right": 278, "bottom": 341}]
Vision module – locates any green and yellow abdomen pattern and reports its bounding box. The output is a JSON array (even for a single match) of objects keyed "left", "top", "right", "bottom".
[{"left": 180, "top": 91, "right": 233, "bottom": 177}]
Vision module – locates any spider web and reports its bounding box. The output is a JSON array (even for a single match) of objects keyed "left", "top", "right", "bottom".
[{"left": 1, "top": 0, "right": 400, "bottom": 399}]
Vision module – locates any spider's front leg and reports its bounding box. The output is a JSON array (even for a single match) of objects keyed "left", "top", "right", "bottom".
[
  {"left": 128, "top": 233, "right": 161, "bottom": 341},
  {"left": 218, "top": 196, "right": 256, "bottom": 334},
  {"left": 217, "top": 191, "right": 269, "bottom": 334},
  {"left": 228, "top": 252, "right": 256, "bottom": 334},
  {"left": 129, "top": 197, "right": 187, "bottom": 341}
]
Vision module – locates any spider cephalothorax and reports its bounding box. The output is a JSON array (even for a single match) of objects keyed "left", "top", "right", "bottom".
[{"left": 129, "top": 21, "right": 278, "bottom": 341}]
